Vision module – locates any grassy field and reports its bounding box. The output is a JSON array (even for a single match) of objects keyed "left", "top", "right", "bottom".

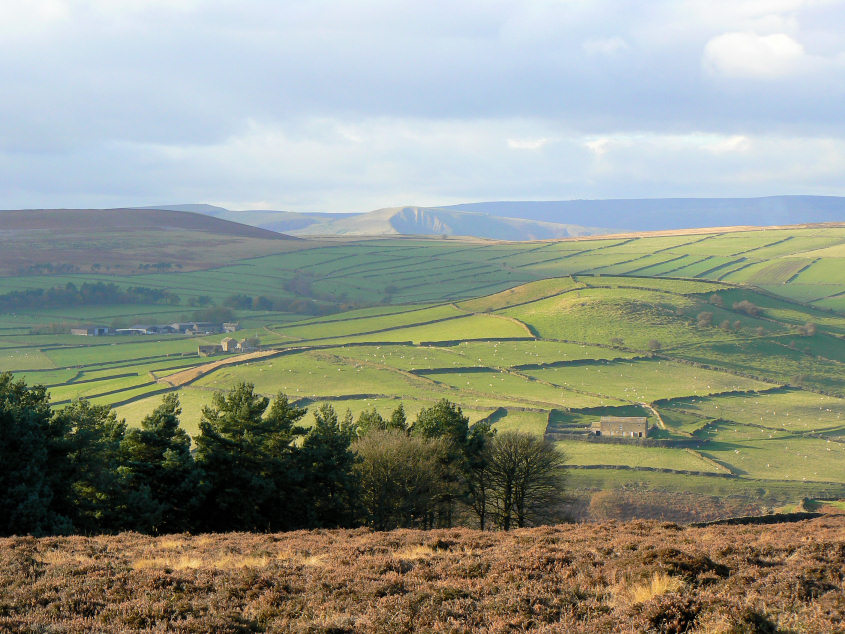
[{"left": 3, "top": 224, "right": 845, "bottom": 508}]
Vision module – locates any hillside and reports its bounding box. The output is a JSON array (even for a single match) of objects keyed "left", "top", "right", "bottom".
[
  {"left": 291, "top": 206, "right": 607, "bottom": 239},
  {"left": 1, "top": 224, "right": 844, "bottom": 516},
  {"left": 447, "top": 195, "right": 845, "bottom": 231},
  {"left": 1, "top": 515, "right": 842, "bottom": 632},
  {"left": 144, "top": 204, "right": 359, "bottom": 234},
  {"left": 0, "top": 208, "right": 304, "bottom": 274},
  {"left": 148, "top": 204, "right": 610, "bottom": 239}
]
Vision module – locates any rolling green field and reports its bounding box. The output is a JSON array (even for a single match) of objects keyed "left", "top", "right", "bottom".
[{"left": 3, "top": 224, "right": 845, "bottom": 505}]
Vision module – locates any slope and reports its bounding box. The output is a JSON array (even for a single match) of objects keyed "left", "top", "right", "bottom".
[
  {"left": 149, "top": 204, "right": 611, "bottom": 239},
  {"left": 290, "top": 205, "right": 608, "bottom": 239},
  {"left": 0, "top": 208, "right": 305, "bottom": 274}
]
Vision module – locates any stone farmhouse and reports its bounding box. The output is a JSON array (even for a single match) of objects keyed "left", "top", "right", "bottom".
[
  {"left": 198, "top": 336, "right": 259, "bottom": 357},
  {"left": 590, "top": 416, "right": 649, "bottom": 438}
]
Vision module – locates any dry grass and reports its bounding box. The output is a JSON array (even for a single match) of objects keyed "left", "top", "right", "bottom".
[
  {"left": 612, "top": 571, "right": 685, "bottom": 607},
  {"left": 0, "top": 517, "right": 842, "bottom": 632}
]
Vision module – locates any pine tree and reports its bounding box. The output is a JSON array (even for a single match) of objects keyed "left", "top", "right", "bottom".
[
  {"left": 300, "top": 404, "right": 358, "bottom": 527},
  {"left": 121, "top": 394, "right": 199, "bottom": 533},
  {"left": 388, "top": 403, "right": 408, "bottom": 431},
  {"left": 194, "top": 383, "right": 307, "bottom": 531},
  {"left": 50, "top": 399, "right": 128, "bottom": 533},
  {"left": 355, "top": 407, "right": 386, "bottom": 435},
  {"left": 0, "top": 373, "right": 70, "bottom": 536}
]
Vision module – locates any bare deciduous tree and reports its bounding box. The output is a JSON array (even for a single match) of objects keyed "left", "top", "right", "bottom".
[{"left": 487, "top": 432, "right": 567, "bottom": 530}]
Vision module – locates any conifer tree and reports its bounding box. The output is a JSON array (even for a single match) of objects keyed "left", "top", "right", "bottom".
[
  {"left": 300, "top": 404, "right": 358, "bottom": 527},
  {"left": 121, "top": 394, "right": 199, "bottom": 533},
  {"left": 194, "top": 383, "right": 307, "bottom": 531},
  {"left": 0, "top": 373, "right": 70, "bottom": 536},
  {"left": 50, "top": 399, "right": 128, "bottom": 533}
]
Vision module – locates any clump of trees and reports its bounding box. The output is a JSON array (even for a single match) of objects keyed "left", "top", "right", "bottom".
[
  {"left": 0, "top": 374, "right": 567, "bottom": 537},
  {"left": 732, "top": 300, "right": 760, "bottom": 317},
  {"left": 0, "top": 282, "right": 180, "bottom": 313},
  {"left": 795, "top": 322, "right": 816, "bottom": 337}
]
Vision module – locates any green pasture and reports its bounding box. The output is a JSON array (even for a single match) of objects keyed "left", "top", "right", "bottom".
[
  {"left": 444, "top": 339, "right": 639, "bottom": 367},
  {"left": 525, "top": 359, "right": 775, "bottom": 403},
  {"left": 325, "top": 344, "right": 472, "bottom": 371},
  {"left": 662, "top": 388, "right": 845, "bottom": 436},
  {"left": 424, "top": 368, "right": 623, "bottom": 409},
  {"left": 566, "top": 467, "right": 845, "bottom": 502},
  {"left": 2, "top": 227, "right": 845, "bottom": 495},
  {"left": 491, "top": 409, "right": 550, "bottom": 436},
  {"left": 555, "top": 439, "right": 722, "bottom": 472},
  {"left": 697, "top": 424, "right": 845, "bottom": 483},
  {"left": 0, "top": 348, "right": 57, "bottom": 371},
  {"left": 274, "top": 303, "right": 464, "bottom": 340}
]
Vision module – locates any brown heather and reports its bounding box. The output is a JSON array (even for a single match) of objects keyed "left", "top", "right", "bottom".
[{"left": 0, "top": 516, "right": 842, "bottom": 633}]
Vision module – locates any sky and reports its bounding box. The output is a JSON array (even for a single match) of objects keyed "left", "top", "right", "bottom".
[{"left": 1, "top": 0, "right": 844, "bottom": 212}]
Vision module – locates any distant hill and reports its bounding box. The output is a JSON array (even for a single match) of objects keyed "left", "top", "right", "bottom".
[
  {"left": 444, "top": 196, "right": 845, "bottom": 232},
  {"left": 3, "top": 207, "right": 297, "bottom": 240},
  {"left": 290, "top": 206, "right": 607, "bottom": 239},
  {"left": 142, "top": 205, "right": 356, "bottom": 233},
  {"left": 0, "top": 208, "right": 302, "bottom": 274},
  {"left": 148, "top": 204, "right": 609, "bottom": 240}
]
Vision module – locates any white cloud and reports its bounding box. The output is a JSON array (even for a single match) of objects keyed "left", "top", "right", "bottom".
[
  {"left": 583, "top": 37, "right": 629, "bottom": 56},
  {"left": 702, "top": 32, "right": 808, "bottom": 78},
  {"left": 707, "top": 135, "right": 752, "bottom": 153},
  {"left": 584, "top": 138, "right": 612, "bottom": 156},
  {"left": 507, "top": 137, "right": 550, "bottom": 150}
]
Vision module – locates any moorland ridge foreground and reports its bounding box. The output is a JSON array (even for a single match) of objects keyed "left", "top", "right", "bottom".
[{"left": 1, "top": 516, "right": 842, "bottom": 632}]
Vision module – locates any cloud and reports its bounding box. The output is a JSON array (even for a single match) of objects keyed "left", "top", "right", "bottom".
[
  {"left": 584, "top": 138, "right": 612, "bottom": 156},
  {"left": 702, "top": 32, "right": 808, "bottom": 78},
  {"left": 0, "top": 0, "right": 844, "bottom": 208},
  {"left": 507, "top": 138, "right": 550, "bottom": 150},
  {"left": 582, "top": 37, "right": 629, "bottom": 56},
  {"left": 707, "top": 135, "right": 751, "bottom": 153}
]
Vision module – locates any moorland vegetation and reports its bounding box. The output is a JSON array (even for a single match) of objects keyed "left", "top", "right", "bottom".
[{"left": 1, "top": 516, "right": 841, "bottom": 632}]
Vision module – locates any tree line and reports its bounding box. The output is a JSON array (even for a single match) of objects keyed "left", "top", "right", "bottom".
[
  {"left": 0, "top": 373, "right": 566, "bottom": 537},
  {"left": 0, "top": 282, "right": 180, "bottom": 312}
]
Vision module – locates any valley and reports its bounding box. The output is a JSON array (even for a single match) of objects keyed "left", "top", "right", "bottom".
[{"left": 2, "top": 218, "right": 844, "bottom": 517}]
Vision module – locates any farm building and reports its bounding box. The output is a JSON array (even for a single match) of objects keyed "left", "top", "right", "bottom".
[
  {"left": 70, "top": 326, "right": 110, "bottom": 336},
  {"left": 590, "top": 416, "right": 649, "bottom": 438},
  {"left": 170, "top": 322, "right": 223, "bottom": 335},
  {"left": 223, "top": 322, "right": 240, "bottom": 333},
  {"left": 198, "top": 344, "right": 224, "bottom": 357},
  {"left": 114, "top": 327, "right": 148, "bottom": 336},
  {"left": 221, "top": 337, "right": 237, "bottom": 352},
  {"left": 236, "top": 338, "right": 258, "bottom": 353}
]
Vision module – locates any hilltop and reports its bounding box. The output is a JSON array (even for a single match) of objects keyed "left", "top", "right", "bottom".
[
  {"left": 0, "top": 208, "right": 304, "bottom": 274},
  {"left": 1, "top": 515, "right": 842, "bottom": 632},
  {"left": 147, "top": 204, "right": 608, "bottom": 240}
]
